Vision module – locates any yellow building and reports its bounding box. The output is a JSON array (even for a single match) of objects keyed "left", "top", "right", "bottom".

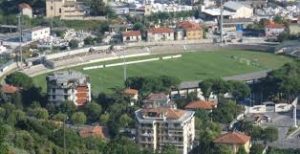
[
  {"left": 214, "top": 132, "right": 251, "bottom": 153},
  {"left": 177, "top": 21, "right": 203, "bottom": 40},
  {"left": 46, "top": 0, "right": 85, "bottom": 19}
]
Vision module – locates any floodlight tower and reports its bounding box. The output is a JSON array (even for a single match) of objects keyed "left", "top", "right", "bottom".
[{"left": 18, "top": 13, "right": 23, "bottom": 69}]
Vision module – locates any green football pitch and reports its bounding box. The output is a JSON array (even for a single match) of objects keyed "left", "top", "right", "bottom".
[{"left": 33, "top": 49, "right": 293, "bottom": 95}]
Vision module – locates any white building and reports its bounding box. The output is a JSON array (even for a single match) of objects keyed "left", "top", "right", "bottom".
[
  {"left": 147, "top": 27, "right": 174, "bottom": 42},
  {"left": 144, "top": 3, "right": 193, "bottom": 16},
  {"left": 224, "top": 1, "right": 253, "bottom": 19},
  {"left": 18, "top": 3, "right": 33, "bottom": 18},
  {"left": 122, "top": 31, "right": 142, "bottom": 42},
  {"left": 135, "top": 108, "right": 195, "bottom": 154},
  {"left": 47, "top": 71, "right": 91, "bottom": 106},
  {"left": 23, "top": 27, "right": 50, "bottom": 42},
  {"left": 264, "top": 23, "right": 285, "bottom": 38},
  {"left": 0, "top": 41, "right": 7, "bottom": 54}
]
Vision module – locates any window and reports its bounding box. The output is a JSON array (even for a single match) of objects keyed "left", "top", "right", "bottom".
[
  {"left": 50, "top": 6, "right": 53, "bottom": 10},
  {"left": 59, "top": 8, "right": 62, "bottom": 13}
]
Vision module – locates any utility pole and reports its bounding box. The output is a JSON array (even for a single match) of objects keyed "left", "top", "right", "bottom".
[
  {"left": 18, "top": 13, "right": 23, "bottom": 69},
  {"left": 123, "top": 50, "right": 127, "bottom": 82},
  {"left": 220, "top": 0, "right": 224, "bottom": 44},
  {"left": 63, "top": 116, "right": 66, "bottom": 154}
]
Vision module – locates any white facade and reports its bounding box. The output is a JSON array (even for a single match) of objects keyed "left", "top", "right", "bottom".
[
  {"left": 123, "top": 35, "right": 141, "bottom": 42},
  {"left": 22, "top": 8, "right": 33, "bottom": 18},
  {"left": 0, "top": 41, "right": 7, "bottom": 54},
  {"left": 47, "top": 71, "right": 92, "bottom": 106},
  {"left": 147, "top": 32, "right": 174, "bottom": 42},
  {"left": 224, "top": 1, "right": 253, "bottom": 19},
  {"left": 265, "top": 26, "right": 285, "bottom": 38},
  {"left": 144, "top": 3, "right": 193, "bottom": 16},
  {"left": 23, "top": 27, "right": 50, "bottom": 42},
  {"left": 135, "top": 108, "right": 195, "bottom": 154}
]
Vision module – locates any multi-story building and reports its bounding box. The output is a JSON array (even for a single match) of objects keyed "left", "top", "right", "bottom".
[
  {"left": 135, "top": 108, "right": 195, "bottom": 154},
  {"left": 177, "top": 21, "right": 203, "bottom": 40},
  {"left": 46, "top": 0, "right": 87, "bottom": 19},
  {"left": 22, "top": 27, "right": 50, "bottom": 42},
  {"left": 47, "top": 71, "right": 91, "bottom": 106},
  {"left": 147, "top": 27, "right": 174, "bottom": 42}
]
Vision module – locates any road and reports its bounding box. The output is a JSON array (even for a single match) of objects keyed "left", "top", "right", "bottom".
[{"left": 178, "top": 70, "right": 271, "bottom": 89}]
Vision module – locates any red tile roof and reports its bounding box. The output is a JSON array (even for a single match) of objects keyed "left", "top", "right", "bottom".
[
  {"left": 146, "top": 93, "right": 168, "bottom": 101},
  {"left": 265, "top": 23, "right": 285, "bottom": 29},
  {"left": 75, "top": 85, "right": 89, "bottom": 106},
  {"left": 1, "top": 84, "right": 19, "bottom": 94},
  {"left": 79, "top": 125, "right": 109, "bottom": 139},
  {"left": 124, "top": 88, "right": 138, "bottom": 96},
  {"left": 177, "top": 21, "right": 202, "bottom": 31},
  {"left": 185, "top": 101, "right": 216, "bottom": 110},
  {"left": 143, "top": 108, "right": 185, "bottom": 120},
  {"left": 148, "top": 27, "right": 174, "bottom": 34},
  {"left": 18, "top": 3, "right": 32, "bottom": 9},
  {"left": 214, "top": 132, "right": 251, "bottom": 145},
  {"left": 122, "top": 31, "right": 141, "bottom": 37}
]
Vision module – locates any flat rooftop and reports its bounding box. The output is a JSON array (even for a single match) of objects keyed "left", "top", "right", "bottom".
[{"left": 47, "top": 71, "right": 87, "bottom": 84}]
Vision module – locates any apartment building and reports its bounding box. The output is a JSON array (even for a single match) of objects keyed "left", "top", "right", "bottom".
[
  {"left": 135, "top": 108, "right": 195, "bottom": 154},
  {"left": 47, "top": 71, "right": 91, "bottom": 106},
  {"left": 46, "top": 0, "right": 86, "bottom": 19}
]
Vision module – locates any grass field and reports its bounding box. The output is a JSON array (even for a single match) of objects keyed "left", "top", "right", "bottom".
[{"left": 33, "top": 49, "right": 293, "bottom": 95}]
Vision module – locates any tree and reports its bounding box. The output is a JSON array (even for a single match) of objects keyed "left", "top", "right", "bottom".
[
  {"left": 213, "top": 144, "right": 232, "bottom": 154},
  {"left": 133, "top": 22, "right": 145, "bottom": 31},
  {"left": 5, "top": 72, "right": 33, "bottom": 89},
  {"left": 250, "top": 144, "right": 264, "bottom": 154},
  {"left": 263, "top": 127, "right": 278, "bottom": 143},
  {"left": 212, "top": 100, "right": 241, "bottom": 123},
  {"left": 11, "top": 92, "right": 23, "bottom": 109},
  {"left": 89, "top": 0, "right": 109, "bottom": 16},
  {"left": 52, "top": 112, "right": 68, "bottom": 122},
  {"left": 84, "top": 102, "right": 102, "bottom": 122},
  {"left": 199, "top": 79, "right": 214, "bottom": 100},
  {"left": 273, "top": 15, "right": 284, "bottom": 24},
  {"left": 99, "top": 113, "right": 110, "bottom": 125},
  {"left": 104, "top": 137, "right": 142, "bottom": 154},
  {"left": 261, "top": 61, "right": 300, "bottom": 102},
  {"left": 84, "top": 37, "right": 95, "bottom": 45},
  {"left": 118, "top": 114, "right": 132, "bottom": 128},
  {"left": 71, "top": 112, "right": 87, "bottom": 125},
  {"left": 227, "top": 80, "right": 250, "bottom": 101},
  {"left": 0, "top": 124, "right": 9, "bottom": 154},
  {"left": 32, "top": 107, "right": 49, "bottom": 119},
  {"left": 57, "top": 101, "right": 76, "bottom": 116},
  {"left": 69, "top": 39, "right": 79, "bottom": 49},
  {"left": 161, "top": 144, "right": 178, "bottom": 154},
  {"left": 237, "top": 146, "right": 247, "bottom": 154}
]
